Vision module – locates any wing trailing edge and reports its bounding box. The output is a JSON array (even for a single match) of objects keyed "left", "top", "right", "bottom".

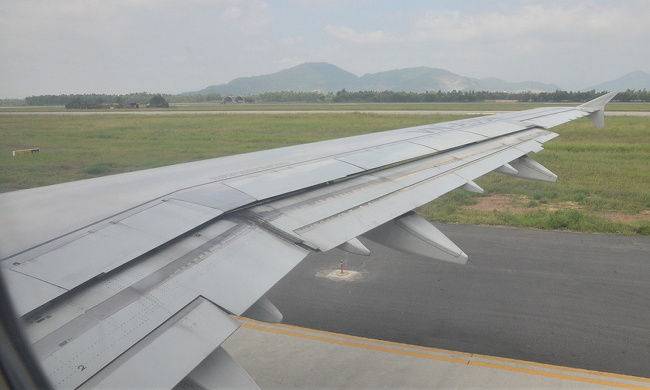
[{"left": 69, "top": 297, "right": 240, "bottom": 389}]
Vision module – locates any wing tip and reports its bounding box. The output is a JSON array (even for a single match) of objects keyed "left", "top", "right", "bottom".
[
  {"left": 578, "top": 91, "right": 617, "bottom": 128},
  {"left": 578, "top": 91, "right": 618, "bottom": 112}
]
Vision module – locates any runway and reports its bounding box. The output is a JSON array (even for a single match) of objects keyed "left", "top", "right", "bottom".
[
  {"left": 264, "top": 224, "right": 650, "bottom": 379},
  {"left": 2, "top": 109, "right": 649, "bottom": 116}
]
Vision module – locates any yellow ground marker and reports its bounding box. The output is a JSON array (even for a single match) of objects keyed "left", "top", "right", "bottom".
[{"left": 237, "top": 316, "right": 650, "bottom": 389}]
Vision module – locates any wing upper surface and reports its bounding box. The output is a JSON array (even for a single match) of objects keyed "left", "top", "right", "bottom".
[
  {"left": 0, "top": 103, "right": 594, "bottom": 258},
  {"left": 0, "top": 92, "right": 616, "bottom": 389}
]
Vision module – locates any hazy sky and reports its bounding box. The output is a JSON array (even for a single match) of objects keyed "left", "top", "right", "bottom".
[{"left": 1, "top": 0, "right": 648, "bottom": 98}]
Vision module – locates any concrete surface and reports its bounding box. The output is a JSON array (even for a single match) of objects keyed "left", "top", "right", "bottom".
[{"left": 225, "top": 317, "right": 650, "bottom": 389}]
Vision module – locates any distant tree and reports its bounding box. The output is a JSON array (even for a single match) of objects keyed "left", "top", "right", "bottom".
[
  {"left": 149, "top": 94, "right": 169, "bottom": 108},
  {"left": 0, "top": 98, "right": 26, "bottom": 106},
  {"left": 65, "top": 97, "right": 83, "bottom": 109},
  {"left": 65, "top": 97, "right": 101, "bottom": 109}
]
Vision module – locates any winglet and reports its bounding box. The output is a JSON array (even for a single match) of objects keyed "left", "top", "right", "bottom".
[{"left": 578, "top": 91, "right": 617, "bottom": 128}]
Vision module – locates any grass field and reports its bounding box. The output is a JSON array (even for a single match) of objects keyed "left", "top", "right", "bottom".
[
  {"left": 418, "top": 115, "right": 650, "bottom": 235},
  {"left": 1, "top": 111, "right": 648, "bottom": 235}
]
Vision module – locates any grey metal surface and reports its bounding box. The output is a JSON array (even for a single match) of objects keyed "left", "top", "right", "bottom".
[
  {"left": 291, "top": 172, "right": 466, "bottom": 252},
  {"left": 83, "top": 298, "right": 239, "bottom": 390},
  {"left": 2, "top": 271, "right": 67, "bottom": 319},
  {"left": 507, "top": 155, "right": 558, "bottom": 182},
  {"left": 525, "top": 110, "right": 587, "bottom": 129},
  {"left": 188, "top": 224, "right": 309, "bottom": 316},
  {"left": 170, "top": 183, "right": 257, "bottom": 211},
  {"left": 260, "top": 174, "right": 404, "bottom": 234},
  {"left": 22, "top": 230, "right": 227, "bottom": 344},
  {"left": 241, "top": 296, "right": 283, "bottom": 323},
  {"left": 461, "top": 120, "right": 528, "bottom": 138},
  {"left": 410, "top": 130, "right": 486, "bottom": 151},
  {"left": 336, "top": 238, "right": 371, "bottom": 256},
  {"left": 336, "top": 142, "right": 436, "bottom": 170},
  {"left": 9, "top": 199, "right": 223, "bottom": 316},
  {"left": 262, "top": 128, "right": 554, "bottom": 254},
  {"left": 175, "top": 347, "right": 259, "bottom": 390},
  {"left": 225, "top": 159, "right": 362, "bottom": 200},
  {"left": 363, "top": 212, "right": 467, "bottom": 264},
  {"left": 25, "top": 218, "right": 307, "bottom": 389}
]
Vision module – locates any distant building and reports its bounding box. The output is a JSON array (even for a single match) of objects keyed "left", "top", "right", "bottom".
[
  {"left": 221, "top": 96, "right": 246, "bottom": 104},
  {"left": 126, "top": 102, "right": 147, "bottom": 108}
]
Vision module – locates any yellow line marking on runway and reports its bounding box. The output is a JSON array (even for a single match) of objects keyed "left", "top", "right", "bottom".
[{"left": 238, "top": 317, "right": 650, "bottom": 389}]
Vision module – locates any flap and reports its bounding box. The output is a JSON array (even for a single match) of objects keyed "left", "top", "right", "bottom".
[
  {"left": 82, "top": 298, "right": 240, "bottom": 390},
  {"left": 258, "top": 128, "right": 555, "bottom": 253},
  {"left": 9, "top": 199, "right": 223, "bottom": 316}
]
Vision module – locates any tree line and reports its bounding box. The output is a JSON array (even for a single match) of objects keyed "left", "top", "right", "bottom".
[
  {"left": 5, "top": 89, "right": 650, "bottom": 107},
  {"left": 253, "top": 89, "right": 650, "bottom": 103},
  {"left": 21, "top": 92, "right": 224, "bottom": 107},
  {"left": 328, "top": 89, "right": 650, "bottom": 103}
]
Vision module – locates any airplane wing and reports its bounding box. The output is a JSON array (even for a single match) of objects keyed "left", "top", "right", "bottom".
[{"left": 0, "top": 92, "right": 616, "bottom": 389}]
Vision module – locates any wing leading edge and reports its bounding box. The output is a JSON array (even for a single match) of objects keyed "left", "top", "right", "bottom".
[{"left": 0, "top": 92, "right": 616, "bottom": 389}]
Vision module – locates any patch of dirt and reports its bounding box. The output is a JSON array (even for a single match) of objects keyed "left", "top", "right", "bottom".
[
  {"left": 468, "top": 194, "right": 528, "bottom": 213},
  {"left": 316, "top": 269, "right": 363, "bottom": 281},
  {"left": 467, "top": 194, "right": 650, "bottom": 222},
  {"left": 594, "top": 210, "right": 650, "bottom": 223}
]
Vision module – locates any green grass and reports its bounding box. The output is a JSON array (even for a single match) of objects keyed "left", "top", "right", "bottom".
[
  {"left": 419, "top": 206, "right": 649, "bottom": 235},
  {"left": 0, "top": 113, "right": 466, "bottom": 187},
  {"left": 1, "top": 112, "right": 648, "bottom": 235},
  {"left": 492, "top": 118, "right": 648, "bottom": 213},
  {"left": 417, "top": 115, "right": 650, "bottom": 234}
]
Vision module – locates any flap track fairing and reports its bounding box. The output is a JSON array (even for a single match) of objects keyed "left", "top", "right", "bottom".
[
  {"left": 175, "top": 346, "right": 259, "bottom": 390},
  {"left": 241, "top": 295, "right": 283, "bottom": 323},
  {"left": 362, "top": 212, "right": 468, "bottom": 264},
  {"left": 498, "top": 156, "right": 558, "bottom": 182},
  {"left": 495, "top": 163, "right": 519, "bottom": 175},
  {"left": 336, "top": 238, "right": 371, "bottom": 256},
  {"left": 460, "top": 181, "right": 485, "bottom": 194}
]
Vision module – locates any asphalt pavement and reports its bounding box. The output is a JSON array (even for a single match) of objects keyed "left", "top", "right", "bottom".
[{"left": 266, "top": 224, "right": 650, "bottom": 378}]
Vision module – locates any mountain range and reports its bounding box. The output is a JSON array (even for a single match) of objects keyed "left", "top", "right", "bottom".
[
  {"left": 185, "top": 63, "right": 650, "bottom": 95},
  {"left": 585, "top": 70, "right": 650, "bottom": 92}
]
